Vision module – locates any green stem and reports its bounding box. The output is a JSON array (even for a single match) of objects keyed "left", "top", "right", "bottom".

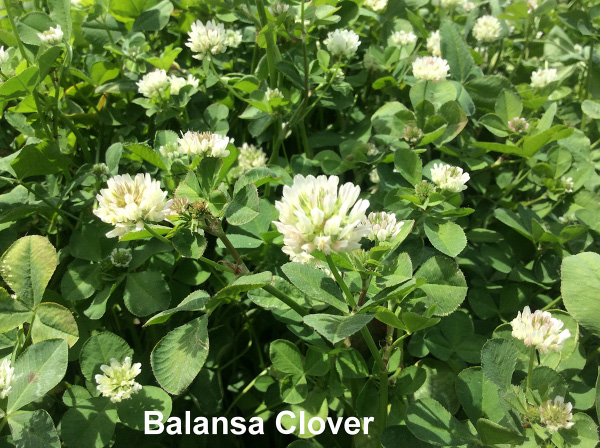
[
  {"left": 580, "top": 42, "right": 595, "bottom": 131},
  {"left": 224, "top": 368, "right": 268, "bottom": 415},
  {"left": 298, "top": 122, "right": 312, "bottom": 158},
  {"left": 218, "top": 231, "right": 249, "bottom": 273},
  {"left": 263, "top": 284, "right": 307, "bottom": 316},
  {"left": 144, "top": 223, "right": 172, "bottom": 245},
  {"left": 388, "top": 332, "right": 410, "bottom": 352},
  {"left": 254, "top": 0, "right": 278, "bottom": 88},
  {"left": 32, "top": 91, "right": 54, "bottom": 143},
  {"left": 526, "top": 346, "right": 535, "bottom": 390},
  {"left": 325, "top": 255, "right": 388, "bottom": 429},
  {"left": 4, "top": 0, "right": 31, "bottom": 64},
  {"left": 55, "top": 107, "right": 91, "bottom": 160},
  {"left": 210, "top": 62, "right": 247, "bottom": 103},
  {"left": 300, "top": 0, "right": 309, "bottom": 104},
  {"left": 359, "top": 325, "right": 388, "bottom": 430},
  {"left": 199, "top": 256, "right": 234, "bottom": 273},
  {"left": 542, "top": 295, "right": 562, "bottom": 311},
  {"left": 325, "top": 254, "right": 356, "bottom": 309}
]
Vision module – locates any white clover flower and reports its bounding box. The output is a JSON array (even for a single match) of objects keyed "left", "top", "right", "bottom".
[
  {"left": 37, "top": 25, "right": 63, "bottom": 45},
  {"left": 440, "top": 0, "right": 463, "bottom": 7},
  {"left": 366, "top": 143, "right": 380, "bottom": 156},
  {"left": 404, "top": 124, "right": 423, "bottom": 143},
  {"left": 527, "top": 0, "right": 538, "bottom": 11},
  {"left": 238, "top": 143, "right": 267, "bottom": 172},
  {"left": 369, "top": 169, "right": 380, "bottom": 184},
  {"left": 159, "top": 142, "right": 186, "bottom": 160},
  {"left": 539, "top": 396, "right": 575, "bottom": 432},
  {"left": 324, "top": 29, "right": 361, "bottom": 59},
  {"left": 430, "top": 163, "right": 470, "bottom": 192},
  {"left": 137, "top": 69, "right": 169, "bottom": 99},
  {"left": 508, "top": 117, "right": 529, "bottom": 133},
  {"left": 269, "top": 2, "right": 290, "bottom": 16},
  {"left": 363, "top": 211, "right": 403, "bottom": 243},
  {"left": 562, "top": 176, "right": 574, "bottom": 193},
  {"left": 95, "top": 357, "right": 142, "bottom": 403},
  {"left": 364, "top": 0, "right": 388, "bottom": 11},
  {"left": 110, "top": 248, "right": 132, "bottom": 268},
  {"left": 558, "top": 214, "right": 570, "bottom": 224},
  {"left": 463, "top": 1, "right": 475, "bottom": 11},
  {"left": 94, "top": 173, "right": 173, "bottom": 238},
  {"left": 273, "top": 175, "right": 371, "bottom": 263},
  {"left": 573, "top": 44, "right": 583, "bottom": 54},
  {"left": 427, "top": 30, "right": 441, "bottom": 57},
  {"left": 472, "top": 15, "right": 502, "bottom": 42},
  {"left": 295, "top": 18, "right": 311, "bottom": 29},
  {"left": 0, "top": 47, "right": 9, "bottom": 64},
  {"left": 169, "top": 74, "right": 199, "bottom": 95},
  {"left": 412, "top": 56, "right": 450, "bottom": 82},
  {"left": 391, "top": 30, "right": 417, "bottom": 47},
  {"left": 531, "top": 66, "right": 559, "bottom": 89},
  {"left": 92, "top": 163, "right": 109, "bottom": 177},
  {"left": 186, "top": 19, "right": 228, "bottom": 60},
  {"left": 510, "top": 306, "right": 571, "bottom": 353},
  {"left": 225, "top": 29, "right": 243, "bottom": 48},
  {"left": 177, "top": 131, "right": 232, "bottom": 158},
  {"left": 0, "top": 358, "right": 14, "bottom": 399},
  {"left": 266, "top": 88, "right": 284, "bottom": 101}
]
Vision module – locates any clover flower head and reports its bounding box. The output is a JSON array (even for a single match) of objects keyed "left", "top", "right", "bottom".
[
  {"left": 539, "top": 396, "right": 575, "bottom": 432},
  {"left": 363, "top": 211, "right": 403, "bottom": 243},
  {"left": 473, "top": 15, "right": 502, "bottom": 42},
  {"left": 562, "top": 176, "right": 574, "bottom": 193},
  {"left": 510, "top": 306, "right": 571, "bottom": 353},
  {"left": 225, "top": 29, "right": 243, "bottom": 48},
  {"left": 364, "top": 0, "right": 388, "bottom": 11},
  {"left": 137, "top": 69, "right": 169, "bottom": 99},
  {"left": 0, "top": 358, "right": 14, "bottom": 399},
  {"left": 508, "top": 117, "right": 529, "bottom": 133},
  {"left": 366, "top": 143, "right": 380, "bottom": 156},
  {"left": 266, "top": 87, "right": 284, "bottom": 101},
  {"left": 440, "top": 0, "right": 463, "bottom": 7},
  {"left": 273, "top": 175, "right": 371, "bottom": 263},
  {"left": 369, "top": 169, "right": 380, "bottom": 184},
  {"left": 110, "top": 248, "right": 132, "bottom": 268},
  {"left": 93, "top": 173, "right": 173, "bottom": 238},
  {"left": 324, "top": 29, "right": 361, "bottom": 59},
  {"left": 169, "top": 74, "right": 199, "bottom": 95},
  {"left": 415, "top": 180, "right": 437, "bottom": 200},
  {"left": 463, "top": 1, "right": 475, "bottom": 11},
  {"left": 92, "top": 163, "right": 109, "bottom": 177},
  {"left": 159, "top": 142, "right": 185, "bottom": 160},
  {"left": 404, "top": 123, "right": 423, "bottom": 143},
  {"left": 186, "top": 19, "right": 228, "bottom": 59},
  {"left": 38, "top": 25, "right": 63, "bottom": 45},
  {"left": 269, "top": 2, "right": 290, "bottom": 16},
  {"left": 412, "top": 56, "right": 450, "bottom": 82},
  {"left": 95, "top": 357, "right": 142, "bottom": 403},
  {"left": 391, "top": 30, "right": 417, "bottom": 47},
  {"left": 0, "top": 47, "right": 9, "bottom": 64},
  {"left": 430, "top": 163, "right": 469, "bottom": 192},
  {"left": 238, "top": 143, "right": 267, "bottom": 172},
  {"left": 177, "top": 131, "right": 232, "bottom": 158},
  {"left": 427, "top": 30, "right": 441, "bottom": 57},
  {"left": 527, "top": 0, "right": 538, "bottom": 11},
  {"left": 531, "top": 65, "right": 559, "bottom": 89}
]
